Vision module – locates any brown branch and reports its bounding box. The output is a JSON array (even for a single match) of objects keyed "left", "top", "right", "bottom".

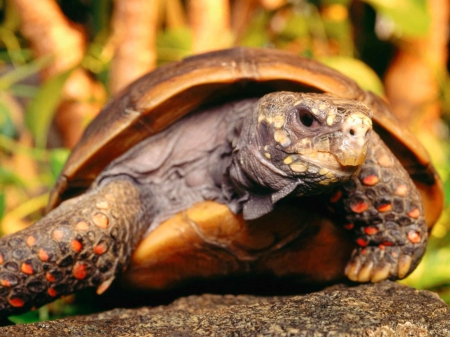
[
  {"left": 258, "top": 0, "right": 286, "bottom": 10},
  {"left": 188, "top": 0, "right": 232, "bottom": 53},
  {"left": 109, "top": 0, "right": 160, "bottom": 95},
  {"left": 384, "top": 0, "right": 449, "bottom": 132},
  {"left": 231, "top": 0, "right": 260, "bottom": 42},
  {"left": 10, "top": 0, "right": 106, "bottom": 148},
  {"left": 165, "top": 0, "right": 188, "bottom": 29}
]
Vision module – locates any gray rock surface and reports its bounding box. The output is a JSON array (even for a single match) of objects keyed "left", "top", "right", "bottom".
[{"left": 1, "top": 281, "right": 449, "bottom": 336}]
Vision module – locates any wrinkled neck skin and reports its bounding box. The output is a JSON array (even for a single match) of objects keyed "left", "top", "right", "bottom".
[{"left": 225, "top": 105, "right": 335, "bottom": 221}]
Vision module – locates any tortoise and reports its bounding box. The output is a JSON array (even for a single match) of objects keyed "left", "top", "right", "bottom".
[{"left": 0, "top": 47, "right": 443, "bottom": 316}]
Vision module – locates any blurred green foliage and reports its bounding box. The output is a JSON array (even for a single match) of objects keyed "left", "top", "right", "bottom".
[{"left": 0, "top": 0, "right": 448, "bottom": 323}]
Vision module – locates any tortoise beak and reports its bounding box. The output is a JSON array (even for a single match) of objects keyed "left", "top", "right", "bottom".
[{"left": 334, "top": 112, "right": 372, "bottom": 166}]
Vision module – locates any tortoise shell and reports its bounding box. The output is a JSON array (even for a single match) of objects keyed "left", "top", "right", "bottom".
[{"left": 49, "top": 47, "right": 443, "bottom": 230}]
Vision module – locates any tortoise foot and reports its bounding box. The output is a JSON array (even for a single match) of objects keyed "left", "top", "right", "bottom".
[
  {"left": 0, "top": 178, "right": 147, "bottom": 317},
  {"left": 345, "top": 245, "right": 423, "bottom": 282}
]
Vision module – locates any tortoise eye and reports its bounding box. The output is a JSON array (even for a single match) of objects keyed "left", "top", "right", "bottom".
[{"left": 298, "top": 108, "right": 319, "bottom": 128}]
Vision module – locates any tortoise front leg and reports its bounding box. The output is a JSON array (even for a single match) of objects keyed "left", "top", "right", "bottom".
[
  {"left": 331, "top": 132, "right": 427, "bottom": 282},
  {"left": 0, "top": 177, "right": 149, "bottom": 316}
]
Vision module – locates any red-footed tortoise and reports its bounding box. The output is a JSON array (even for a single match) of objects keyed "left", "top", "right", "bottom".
[{"left": 0, "top": 47, "right": 443, "bottom": 315}]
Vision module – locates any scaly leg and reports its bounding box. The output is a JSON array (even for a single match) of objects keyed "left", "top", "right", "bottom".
[
  {"left": 0, "top": 177, "right": 149, "bottom": 316},
  {"left": 330, "top": 132, "right": 427, "bottom": 282}
]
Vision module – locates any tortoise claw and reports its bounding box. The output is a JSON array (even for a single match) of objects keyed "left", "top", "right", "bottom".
[
  {"left": 370, "top": 263, "right": 391, "bottom": 282},
  {"left": 357, "top": 261, "right": 374, "bottom": 282},
  {"left": 345, "top": 247, "right": 415, "bottom": 283},
  {"left": 397, "top": 255, "right": 413, "bottom": 279},
  {"left": 345, "top": 257, "right": 362, "bottom": 282}
]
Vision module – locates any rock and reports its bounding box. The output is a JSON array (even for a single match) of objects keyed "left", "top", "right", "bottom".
[{"left": 1, "top": 281, "right": 449, "bottom": 336}]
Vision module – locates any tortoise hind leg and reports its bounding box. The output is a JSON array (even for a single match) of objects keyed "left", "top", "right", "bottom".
[
  {"left": 0, "top": 177, "right": 149, "bottom": 316},
  {"left": 330, "top": 132, "right": 427, "bottom": 282}
]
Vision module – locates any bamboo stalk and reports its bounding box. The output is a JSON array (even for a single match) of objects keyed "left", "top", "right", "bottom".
[
  {"left": 109, "top": 0, "right": 160, "bottom": 94},
  {"left": 10, "top": 0, "right": 106, "bottom": 148},
  {"left": 384, "top": 0, "right": 449, "bottom": 131},
  {"left": 188, "top": 0, "right": 232, "bottom": 53},
  {"left": 231, "top": 0, "right": 260, "bottom": 42}
]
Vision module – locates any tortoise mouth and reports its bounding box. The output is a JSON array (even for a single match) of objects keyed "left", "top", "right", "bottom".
[{"left": 300, "top": 151, "right": 357, "bottom": 174}]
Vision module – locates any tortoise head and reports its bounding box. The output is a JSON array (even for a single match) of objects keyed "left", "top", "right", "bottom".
[{"left": 254, "top": 91, "right": 373, "bottom": 191}]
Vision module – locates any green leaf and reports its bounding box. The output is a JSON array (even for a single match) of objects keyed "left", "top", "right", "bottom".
[
  {"left": 50, "top": 148, "right": 70, "bottom": 183},
  {"left": 239, "top": 10, "right": 271, "bottom": 47},
  {"left": 363, "top": 0, "right": 430, "bottom": 37},
  {"left": 0, "top": 190, "right": 5, "bottom": 222},
  {"left": 156, "top": 28, "right": 192, "bottom": 64},
  {"left": 318, "top": 56, "right": 385, "bottom": 96},
  {"left": 0, "top": 167, "right": 26, "bottom": 187},
  {"left": 0, "top": 56, "right": 50, "bottom": 90},
  {"left": 0, "top": 96, "right": 17, "bottom": 138},
  {"left": 25, "top": 69, "right": 73, "bottom": 148}
]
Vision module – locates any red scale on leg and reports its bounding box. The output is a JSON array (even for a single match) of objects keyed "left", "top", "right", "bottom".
[
  {"left": 8, "top": 298, "right": 24, "bottom": 308},
  {"left": 73, "top": 262, "right": 88, "bottom": 280},
  {"left": 330, "top": 190, "right": 342, "bottom": 203},
  {"left": 45, "top": 272, "right": 56, "bottom": 283},
  {"left": 71, "top": 240, "right": 83, "bottom": 253},
  {"left": 93, "top": 243, "right": 108, "bottom": 255},
  {"left": 356, "top": 238, "right": 368, "bottom": 247},
  {"left": 343, "top": 223, "right": 354, "bottom": 230},
  {"left": 364, "top": 227, "right": 379, "bottom": 235},
  {"left": 47, "top": 288, "right": 57, "bottom": 297}
]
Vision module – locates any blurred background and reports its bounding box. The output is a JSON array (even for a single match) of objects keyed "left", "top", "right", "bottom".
[{"left": 0, "top": 0, "right": 448, "bottom": 323}]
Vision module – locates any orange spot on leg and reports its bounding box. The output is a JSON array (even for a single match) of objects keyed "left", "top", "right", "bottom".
[
  {"left": 38, "top": 249, "right": 50, "bottom": 262},
  {"left": 395, "top": 185, "right": 408, "bottom": 196},
  {"left": 0, "top": 279, "right": 11, "bottom": 287},
  {"left": 73, "top": 262, "right": 88, "bottom": 280},
  {"left": 46, "top": 272, "right": 56, "bottom": 283},
  {"left": 52, "top": 229, "right": 64, "bottom": 241},
  {"left": 93, "top": 243, "right": 108, "bottom": 255},
  {"left": 76, "top": 221, "right": 90, "bottom": 231},
  {"left": 351, "top": 202, "right": 369, "bottom": 213},
  {"left": 408, "top": 231, "right": 421, "bottom": 243},
  {"left": 408, "top": 209, "right": 420, "bottom": 219},
  {"left": 26, "top": 236, "right": 36, "bottom": 247},
  {"left": 93, "top": 213, "right": 109, "bottom": 228},
  {"left": 364, "top": 227, "right": 379, "bottom": 235},
  {"left": 377, "top": 154, "right": 393, "bottom": 167},
  {"left": 71, "top": 240, "right": 83, "bottom": 253},
  {"left": 377, "top": 203, "right": 392, "bottom": 212},
  {"left": 362, "top": 175, "right": 379, "bottom": 186},
  {"left": 21, "top": 263, "right": 35, "bottom": 275}
]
